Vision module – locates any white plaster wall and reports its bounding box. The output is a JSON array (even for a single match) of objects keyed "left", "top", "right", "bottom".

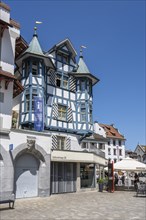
[
  {"left": 0, "top": 81, "right": 13, "bottom": 129},
  {"left": 94, "top": 122, "right": 106, "bottom": 137},
  {"left": 10, "top": 131, "right": 52, "bottom": 154},
  {"left": 0, "top": 7, "right": 10, "bottom": 23}
]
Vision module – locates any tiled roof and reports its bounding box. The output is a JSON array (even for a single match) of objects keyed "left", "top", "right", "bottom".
[{"left": 99, "top": 123, "right": 125, "bottom": 140}]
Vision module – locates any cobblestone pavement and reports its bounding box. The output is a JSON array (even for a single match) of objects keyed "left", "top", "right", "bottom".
[{"left": 0, "top": 191, "right": 146, "bottom": 220}]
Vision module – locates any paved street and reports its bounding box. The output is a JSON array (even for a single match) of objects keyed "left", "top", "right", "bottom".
[{"left": 0, "top": 191, "right": 146, "bottom": 220}]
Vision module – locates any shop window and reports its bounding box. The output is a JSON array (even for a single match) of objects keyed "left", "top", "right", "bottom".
[
  {"left": 80, "top": 163, "right": 95, "bottom": 188},
  {"left": 58, "top": 105, "right": 67, "bottom": 121},
  {"left": 57, "top": 136, "right": 66, "bottom": 150}
]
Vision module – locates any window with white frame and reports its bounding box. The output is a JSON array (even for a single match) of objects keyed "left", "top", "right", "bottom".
[
  {"left": 113, "top": 149, "right": 116, "bottom": 155},
  {"left": 108, "top": 148, "right": 111, "bottom": 155},
  {"left": 81, "top": 103, "right": 86, "bottom": 122},
  {"left": 58, "top": 105, "right": 67, "bottom": 121},
  {"left": 57, "top": 136, "right": 66, "bottom": 150},
  {"left": 119, "top": 149, "right": 122, "bottom": 156},
  {"left": 119, "top": 140, "right": 121, "bottom": 146}
]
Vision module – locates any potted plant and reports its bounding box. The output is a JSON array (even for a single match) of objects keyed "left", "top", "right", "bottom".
[{"left": 98, "top": 178, "right": 104, "bottom": 192}]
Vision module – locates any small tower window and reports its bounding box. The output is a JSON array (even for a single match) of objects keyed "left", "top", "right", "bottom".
[
  {"left": 89, "top": 104, "right": 92, "bottom": 123},
  {"left": 32, "top": 62, "right": 38, "bottom": 75},
  {"left": 81, "top": 103, "right": 86, "bottom": 122},
  {"left": 80, "top": 80, "right": 86, "bottom": 91}
]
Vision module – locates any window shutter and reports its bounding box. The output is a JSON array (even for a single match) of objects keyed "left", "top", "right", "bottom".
[
  {"left": 67, "top": 106, "right": 73, "bottom": 122},
  {"left": 50, "top": 70, "right": 56, "bottom": 85},
  {"left": 66, "top": 137, "right": 71, "bottom": 150},
  {"left": 52, "top": 135, "right": 57, "bottom": 150},
  {"left": 53, "top": 103, "right": 58, "bottom": 119},
  {"left": 69, "top": 76, "right": 76, "bottom": 92}
]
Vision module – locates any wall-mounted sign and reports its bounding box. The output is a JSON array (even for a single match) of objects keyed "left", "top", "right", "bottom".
[{"left": 34, "top": 97, "right": 44, "bottom": 132}]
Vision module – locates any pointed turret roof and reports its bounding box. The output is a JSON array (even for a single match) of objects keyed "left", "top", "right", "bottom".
[
  {"left": 76, "top": 55, "right": 90, "bottom": 74},
  {"left": 25, "top": 29, "right": 44, "bottom": 56},
  {"left": 70, "top": 53, "right": 99, "bottom": 85}
]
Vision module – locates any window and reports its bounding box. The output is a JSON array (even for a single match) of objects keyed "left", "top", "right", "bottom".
[
  {"left": 25, "top": 90, "right": 37, "bottom": 111},
  {"left": 57, "top": 136, "right": 66, "bottom": 150},
  {"left": 108, "top": 148, "right": 111, "bottom": 155},
  {"left": 113, "top": 149, "right": 116, "bottom": 155},
  {"left": 119, "top": 140, "right": 121, "bottom": 146},
  {"left": 80, "top": 80, "right": 86, "bottom": 91},
  {"left": 119, "top": 149, "right": 122, "bottom": 156},
  {"left": 89, "top": 104, "right": 92, "bottom": 123},
  {"left": 63, "top": 76, "right": 68, "bottom": 89},
  {"left": 56, "top": 75, "right": 61, "bottom": 87},
  {"left": 32, "top": 62, "right": 38, "bottom": 75},
  {"left": 32, "top": 94, "right": 37, "bottom": 111},
  {"left": 108, "top": 141, "right": 110, "bottom": 146},
  {"left": 81, "top": 103, "right": 86, "bottom": 122},
  {"left": 58, "top": 105, "right": 67, "bottom": 121},
  {"left": 82, "top": 142, "right": 87, "bottom": 149},
  {"left": 88, "top": 81, "right": 92, "bottom": 94},
  {"left": 114, "top": 159, "right": 117, "bottom": 163},
  {"left": 26, "top": 94, "right": 30, "bottom": 111},
  {"left": 113, "top": 140, "right": 116, "bottom": 146},
  {"left": 99, "top": 143, "right": 105, "bottom": 150}
]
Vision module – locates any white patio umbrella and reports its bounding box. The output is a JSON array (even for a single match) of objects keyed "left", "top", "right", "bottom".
[
  {"left": 114, "top": 157, "right": 146, "bottom": 189},
  {"left": 114, "top": 157, "right": 146, "bottom": 172}
]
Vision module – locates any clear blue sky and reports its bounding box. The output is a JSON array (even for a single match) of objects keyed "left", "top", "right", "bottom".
[{"left": 6, "top": 0, "right": 145, "bottom": 150}]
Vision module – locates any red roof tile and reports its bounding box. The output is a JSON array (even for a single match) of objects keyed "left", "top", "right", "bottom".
[{"left": 99, "top": 123, "right": 125, "bottom": 140}]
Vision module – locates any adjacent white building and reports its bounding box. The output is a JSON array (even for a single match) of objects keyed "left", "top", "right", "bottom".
[{"left": 94, "top": 122, "right": 126, "bottom": 163}]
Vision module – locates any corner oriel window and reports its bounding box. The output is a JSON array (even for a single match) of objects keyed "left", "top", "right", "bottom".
[{"left": 58, "top": 105, "right": 67, "bottom": 121}]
